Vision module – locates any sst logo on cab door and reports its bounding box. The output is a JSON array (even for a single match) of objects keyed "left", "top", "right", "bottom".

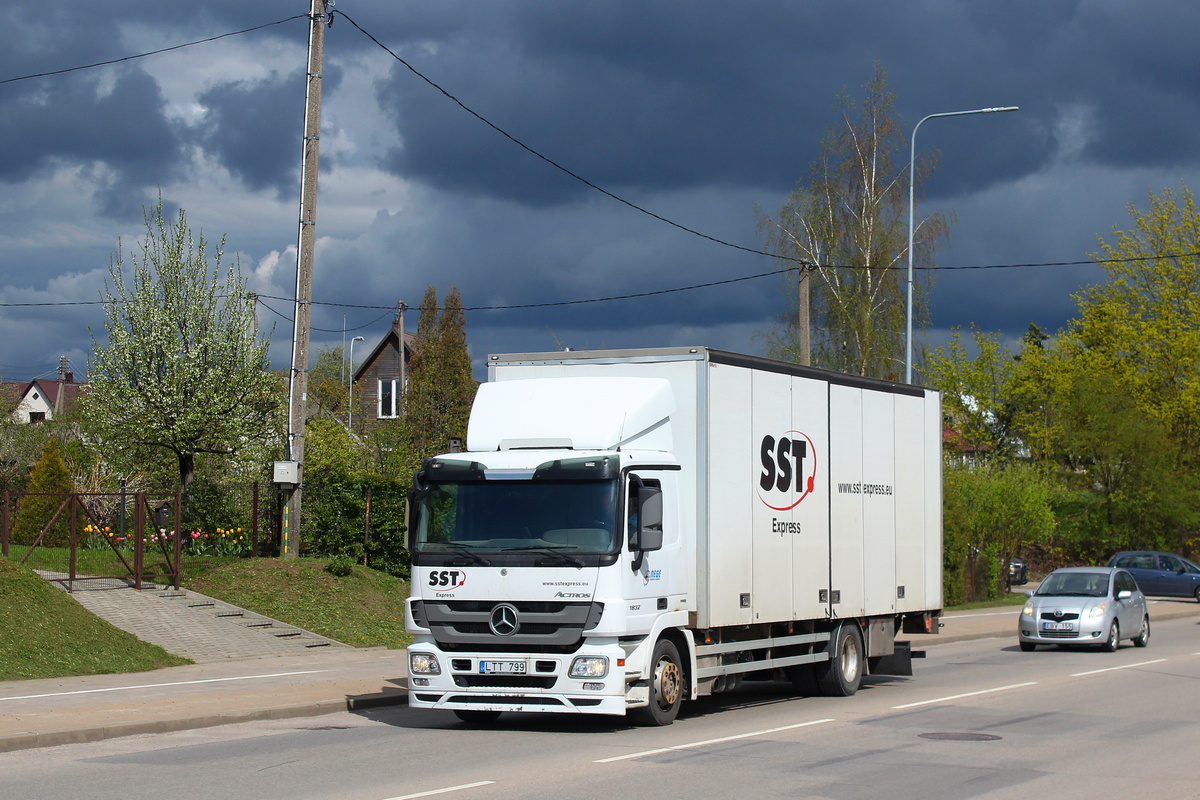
[
  {"left": 757, "top": 430, "right": 817, "bottom": 511},
  {"left": 427, "top": 569, "right": 467, "bottom": 590}
]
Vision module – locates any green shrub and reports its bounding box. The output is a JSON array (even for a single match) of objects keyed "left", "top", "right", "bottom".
[
  {"left": 325, "top": 554, "right": 355, "bottom": 577},
  {"left": 11, "top": 439, "right": 74, "bottom": 547}
]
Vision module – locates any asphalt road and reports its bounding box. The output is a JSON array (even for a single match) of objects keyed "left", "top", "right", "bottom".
[{"left": 4, "top": 613, "right": 1199, "bottom": 800}]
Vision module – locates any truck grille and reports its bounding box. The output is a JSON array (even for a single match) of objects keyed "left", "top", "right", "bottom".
[{"left": 413, "top": 600, "right": 604, "bottom": 651}]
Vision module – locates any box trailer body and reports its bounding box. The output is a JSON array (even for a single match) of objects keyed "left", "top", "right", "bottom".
[{"left": 405, "top": 347, "right": 942, "bottom": 724}]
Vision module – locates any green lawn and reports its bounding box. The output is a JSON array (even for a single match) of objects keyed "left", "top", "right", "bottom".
[
  {"left": 182, "top": 558, "right": 411, "bottom": 650},
  {"left": 4, "top": 547, "right": 412, "bottom": 651},
  {"left": 0, "top": 558, "right": 190, "bottom": 682}
]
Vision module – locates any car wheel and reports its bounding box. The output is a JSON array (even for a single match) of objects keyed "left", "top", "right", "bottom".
[
  {"left": 453, "top": 710, "right": 502, "bottom": 724},
  {"left": 816, "top": 624, "right": 864, "bottom": 696},
  {"left": 1194, "top": 586, "right": 1200, "bottom": 603},
  {"left": 632, "top": 638, "right": 684, "bottom": 726},
  {"left": 1019, "top": 641, "right": 1036, "bottom": 652},
  {"left": 1133, "top": 616, "right": 1150, "bottom": 647},
  {"left": 1102, "top": 620, "right": 1119, "bottom": 652}
]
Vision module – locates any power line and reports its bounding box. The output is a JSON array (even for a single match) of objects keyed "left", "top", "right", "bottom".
[
  {"left": 2, "top": 249, "right": 1195, "bottom": 313},
  {"left": 0, "top": 15, "right": 308, "bottom": 86},
  {"left": 337, "top": 9, "right": 791, "bottom": 264}
]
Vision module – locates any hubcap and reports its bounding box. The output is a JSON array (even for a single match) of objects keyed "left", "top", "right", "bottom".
[
  {"left": 840, "top": 637, "right": 860, "bottom": 683},
  {"left": 654, "top": 657, "right": 681, "bottom": 707}
]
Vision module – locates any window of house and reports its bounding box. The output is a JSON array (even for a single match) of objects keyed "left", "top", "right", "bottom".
[
  {"left": 29, "top": 411, "right": 45, "bottom": 423},
  {"left": 378, "top": 379, "right": 399, "bottom": 418}
]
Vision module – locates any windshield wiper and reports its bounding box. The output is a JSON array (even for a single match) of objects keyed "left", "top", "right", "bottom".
[
  {"left": 440, "top": 543, "right": 491, "bottom": 566},
  {"left": 502, "top": 545, "right": 584, "bottom": 567}
]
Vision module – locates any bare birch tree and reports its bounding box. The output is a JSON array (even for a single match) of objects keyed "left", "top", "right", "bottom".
[{"left": 756, "top": 63, "right": 948, "bottom": 379}]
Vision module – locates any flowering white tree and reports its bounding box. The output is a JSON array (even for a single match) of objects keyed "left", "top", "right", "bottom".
[{"left": 86, "top": 199, "right": 280, "bottom": 501}]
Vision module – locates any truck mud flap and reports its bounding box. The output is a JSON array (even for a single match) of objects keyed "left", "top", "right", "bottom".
[{"left": 867, "top": 640, "right": 925, "bottom": 677}]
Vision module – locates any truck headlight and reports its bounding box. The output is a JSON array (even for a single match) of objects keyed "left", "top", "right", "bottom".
[
  {"left": 569, "top": 656, "right": 609, "bottom": 679},
  {"left": 1086, "top": 603, "right": 1108, "bottom": 620},
  {"left": 410, "top": 652, "right": 441, "bottom": 675}
]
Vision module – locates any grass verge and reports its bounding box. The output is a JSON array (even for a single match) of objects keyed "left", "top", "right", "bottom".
[
  {"left": 945, "top": 592, "right": 1031, "bottom": 612},
  {"left": 0, "top": 559, "right": 190, "bottom": 682},
  {"left": 181, "top": 558, "right": 411, "bottom": 649},
  {"left": 4, "top": 547, "right": 411, "bottom": 650}
]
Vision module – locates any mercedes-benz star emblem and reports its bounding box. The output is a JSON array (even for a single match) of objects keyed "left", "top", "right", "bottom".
[{"left": 489, "top": 603, "right": 520, "bottom": 636}]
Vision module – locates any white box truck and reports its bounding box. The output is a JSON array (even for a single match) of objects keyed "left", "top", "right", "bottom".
[{"left": 405, "top": 347, "right": 942, "bottom": 725}]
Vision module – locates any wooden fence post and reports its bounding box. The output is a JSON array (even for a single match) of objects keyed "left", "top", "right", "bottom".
[{"left": 252, "top": 481, "right": 260, "bottom": 558}]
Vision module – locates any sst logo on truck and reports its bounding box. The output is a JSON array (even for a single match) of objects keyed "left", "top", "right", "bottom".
[
  {"left": 757, "top": 431, "right": 817, "bottom": 511},
  {"left": 427, "top": 569, "right": 467, "bottom": 589}
]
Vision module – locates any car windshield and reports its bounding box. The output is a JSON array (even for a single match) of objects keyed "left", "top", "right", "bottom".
[
  {"left": 414, "top": 479, "right": 620, "bottom": 559},
  {"left": 1036, "top": 571, "right": 1109, "bottom": 597}
]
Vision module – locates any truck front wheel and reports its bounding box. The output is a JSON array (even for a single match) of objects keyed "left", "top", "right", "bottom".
[
  {"left": 633, "top": 638, "right": 684, "bottom": 726},
  {"left": 816, "top": 623, "right": 863, "bottom": 697}
]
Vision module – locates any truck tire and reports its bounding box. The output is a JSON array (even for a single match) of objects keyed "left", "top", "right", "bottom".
[
  {"left": 632, "top": 638, "right": 684, "bottom": 726},
  {"left": 816, "top": 623, "right": 863, "bottom": 697},
  {"left": 788, "top": 664, "right": 820, "bottom": 696}
]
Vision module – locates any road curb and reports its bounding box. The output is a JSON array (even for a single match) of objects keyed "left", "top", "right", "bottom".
[{"left": 0, "top": 691, "right": 409, "bottom": 754}]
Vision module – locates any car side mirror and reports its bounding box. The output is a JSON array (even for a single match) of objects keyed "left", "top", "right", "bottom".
[
  {"left": 1117, "top": 590, "right": 1132, "bottom": 600},
  {"left": 1024, "top": 590, "right": 1033, "bottom": 598}
]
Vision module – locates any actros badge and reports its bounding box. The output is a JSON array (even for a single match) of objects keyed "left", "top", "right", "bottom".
[
  {"left": 428, "top": 569, "right": 467, "bottom": 589},
  {"left": 757, "top": 430, "right": 817, "bottom": 511}
]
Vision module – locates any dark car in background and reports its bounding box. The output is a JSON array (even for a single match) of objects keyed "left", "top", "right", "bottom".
[
  {"left": 1009, "top": 556, "right": 1028, "bottom": 586},
  {"left": 1107, "top": 551, "right": 1200, "bottom": 602}
]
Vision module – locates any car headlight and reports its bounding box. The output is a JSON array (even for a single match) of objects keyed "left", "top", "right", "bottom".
[
  {"left": 1086, "top": 602, "right": 1108, "bottom": 620},
  {"left": 569, "top": 656, "right": 609, "bottom": 679},
  {"left": 1021, "top": 602, "right": 1034, "bottom": 618},
  {"left": 410, "top": 652, "right": 441, "bottom": 675}
]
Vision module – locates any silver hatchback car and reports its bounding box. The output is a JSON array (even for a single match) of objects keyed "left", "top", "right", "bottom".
[{"left": 1018, "top": 567, "right": 1149, "bottom": 652}]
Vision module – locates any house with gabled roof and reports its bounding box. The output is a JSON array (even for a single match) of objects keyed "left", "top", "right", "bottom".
[
  {"left": 3, "top": 375, "right": 82, "bottom": 424},
  {"left": 351, "top": 305, "right": 414, "bottom": 425}
]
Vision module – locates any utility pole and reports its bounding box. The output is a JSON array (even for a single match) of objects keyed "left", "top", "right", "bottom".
[
  {"left": 284, "top": 0, "right": 329, "bottom": 558},
  {"left": 397, "top": 300, "right": 407, "bottom": 412},
  {"left": 54, "top": 355, "right": 67, "bottom": 416},
  {"left": 795, "top": 268, "right": 810, "bottom": 367}
]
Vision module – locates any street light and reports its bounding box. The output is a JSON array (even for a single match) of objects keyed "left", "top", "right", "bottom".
[
  {"left": 348, "top": 336, "right": 365, "bottom": 429},
  {"left": 906, "top": 106, "right": 1018, "bottom": 384}
]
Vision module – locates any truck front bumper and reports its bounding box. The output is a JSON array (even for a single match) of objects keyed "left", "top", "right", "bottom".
[{"left": 406, "top": 639, "right": 633, "bottom": 716}]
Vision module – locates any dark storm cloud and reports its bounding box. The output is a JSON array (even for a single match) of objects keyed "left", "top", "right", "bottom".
[
  {"left": 365, "top": 0, "right": 1200, "bottom": 212},
  {"left": 190, "top": 65, "right": 341, "bottom": 197},
  {"left": 0, "top": 68, "right": 181, "bottom": 190}
]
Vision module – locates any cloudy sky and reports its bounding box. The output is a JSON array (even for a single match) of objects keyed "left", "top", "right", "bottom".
[{"left": 2, "top": 1, "right": 1199, "bottom": 383}]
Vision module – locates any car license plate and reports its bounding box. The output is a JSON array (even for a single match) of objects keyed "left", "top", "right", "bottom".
[
  {"left": 1041, "top": 621, "right": 1074, "bottom": 631},
  {"left": 480, "top": 660, "right": 527, "bottom": 675}
]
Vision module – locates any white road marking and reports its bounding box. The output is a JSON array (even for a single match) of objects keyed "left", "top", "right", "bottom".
[
  {"left": 1070, "top": 659, "right": 1166, "bottom": 677},
  {"left": 594, "top": 718, "right": 835, "bottom": 763},
  {"left": 382, "top": 781, "right": 496, "bottom": 800},
  {"left": 0, "top": 670, "right": 330, "bottom": 702},
  {"left": 892, "top": 682, "right": 1036, "bottom": 710}
]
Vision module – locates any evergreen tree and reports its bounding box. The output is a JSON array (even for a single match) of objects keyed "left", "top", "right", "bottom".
[
  {"left": 405, "top": 286, "right": 476, "bottom": 456},
  {"left": 12, "top": 439, "right": 75, "bottom": 547}
]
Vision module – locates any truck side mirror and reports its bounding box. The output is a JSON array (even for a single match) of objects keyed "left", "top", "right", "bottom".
[{"left": 638, "top": 487, "right": 664, "bottom": 552}]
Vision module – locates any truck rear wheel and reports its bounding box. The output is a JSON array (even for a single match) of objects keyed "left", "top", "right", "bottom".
[
  {"left": 816, "top": 623, "right": 863, "bottom": 697},
  {"left": 632, "top": 638, "right": 684, "bottom": 726},
  {"left": 788, "top": 664, "right": 820, "bottom": 696}
]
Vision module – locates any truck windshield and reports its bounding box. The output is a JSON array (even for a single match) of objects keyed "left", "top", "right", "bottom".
[{"left": 413, "top": 479, "right": 620, "bottom": 566}]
